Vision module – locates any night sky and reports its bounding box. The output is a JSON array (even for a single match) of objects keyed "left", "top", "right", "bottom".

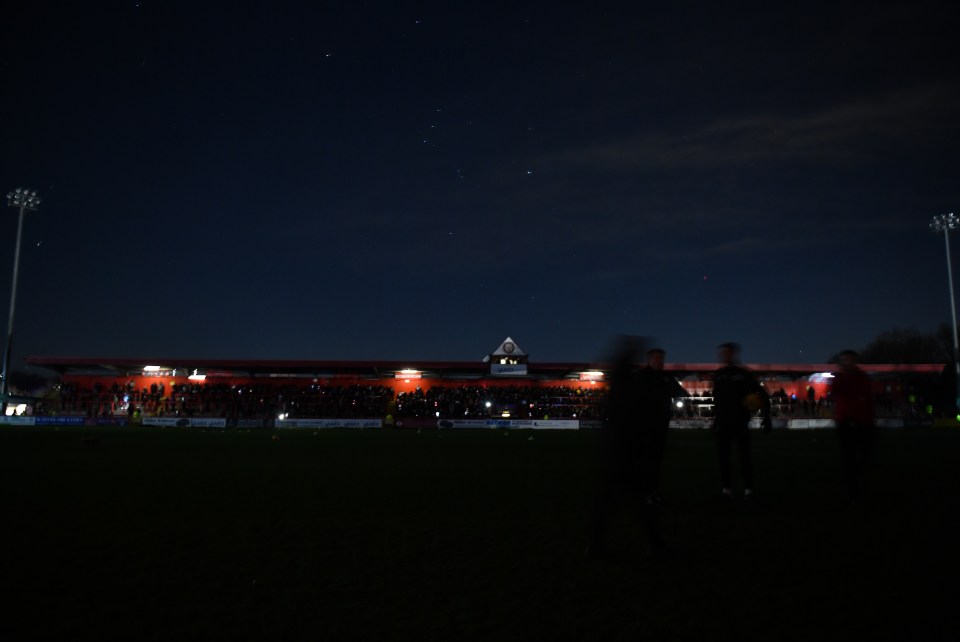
[{"left": 2, "top": 1, "right": 958, "bottom": 367}]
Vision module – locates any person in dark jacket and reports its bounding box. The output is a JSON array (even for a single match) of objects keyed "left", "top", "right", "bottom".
[
  {"left": 830, "top": 350, "right": 875, "bottom": 501},
  {"left": 586, "top": 337, "right": 668, "bottom": 558},
  {"left": 636, "top": 348, "right": 687, "bottom": 503},
  {"left": 712, "top": 342, "right": 771, "bottom": 499}
]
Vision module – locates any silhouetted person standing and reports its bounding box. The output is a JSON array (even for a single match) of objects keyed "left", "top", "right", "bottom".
[
  {"left": 831, "top": 350, "right": 875, "bottom": 501},
  {"left": 586, "top": 337, "right": 666, "bottom": 558},
  {"left": 712, "top": 342, "right": 771, "bottom": 499},
  {"left": 636, "top": 348, "right": 687, "bottom": 502}
]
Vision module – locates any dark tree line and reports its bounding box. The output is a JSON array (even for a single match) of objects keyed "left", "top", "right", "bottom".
[
  {"left": 858, "top": 325, "right": 953, "bottom": 365},
  {"left": 5, "top": 370, "right": 59, "bottom": 395},
  {"left": 832, "top": 324, "right": 957, "bottom": 416}
]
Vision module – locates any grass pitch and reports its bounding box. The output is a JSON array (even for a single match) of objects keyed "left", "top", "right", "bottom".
[{"left": 1, "top": 426, "right": 957, "bottom": 641}]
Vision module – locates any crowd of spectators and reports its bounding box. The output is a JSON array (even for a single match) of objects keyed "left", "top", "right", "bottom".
[
  {"left": 48, "top": 381, "right": 150, "bottom": 418},
  {"left": 267, "top": 384, "right": 393, "bottom": 419},
  {"left": 40, "top": 381, "right": 606, "bottom": 420},
  {"left": 33, "top": 380, "right": 916, "bottom": 422},
  {"left": 768, "top": 387, "right": 833, "bottom": 418},
  {"left": 37, "top": 381, "right": 393, "bottom": 420},
  {"left": 395, "top": 385, "right": 605, "bottom": 419}
]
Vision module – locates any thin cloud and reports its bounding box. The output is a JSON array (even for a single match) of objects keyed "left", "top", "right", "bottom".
[{"left": 544, "top": 83, "right": 959, "bottom": 172}]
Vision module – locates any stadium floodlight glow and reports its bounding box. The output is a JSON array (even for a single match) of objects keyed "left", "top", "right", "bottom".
[
  {"left": 930, "top": 212, "right": 960, "bottom": 412},
  {"left": 1, "top": 188, "right": 41, "bottom": 409}
]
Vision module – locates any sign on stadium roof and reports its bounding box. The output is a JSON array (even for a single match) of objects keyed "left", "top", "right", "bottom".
[{"left": 490, "top": 363, "right": 528, "bottom": 376}]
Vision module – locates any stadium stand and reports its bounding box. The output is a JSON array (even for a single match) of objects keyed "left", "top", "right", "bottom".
[{"left": 18, "top": 351, "right": 944, "bottom": 426}]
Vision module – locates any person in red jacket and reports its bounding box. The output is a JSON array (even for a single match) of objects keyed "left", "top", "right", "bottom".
[{"left": 831, "top": 350, "right": 876, "bottom": 501}]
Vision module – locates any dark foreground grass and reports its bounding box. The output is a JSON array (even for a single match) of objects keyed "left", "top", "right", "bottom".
[{"left": 1, "top": 426, "right": 957, "bottom": 641}]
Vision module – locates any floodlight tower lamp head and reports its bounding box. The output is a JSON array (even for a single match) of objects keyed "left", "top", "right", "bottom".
[
  {"left": 6, "top": 188, "right": 41, "bottom": 210},
  {"left": 931, "top": 212, "right": 958, "bottom": 233}
]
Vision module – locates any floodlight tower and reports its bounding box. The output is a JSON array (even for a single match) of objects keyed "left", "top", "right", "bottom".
[
  {"left": 930, "top": 212, "right": 960, "bottom": 413},
  {"left": 1, "top": 188, "right": 41, "bottom": 410}
]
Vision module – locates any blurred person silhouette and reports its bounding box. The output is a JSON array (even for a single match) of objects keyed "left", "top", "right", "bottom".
[
  {"left": 712, "top": 342, "right": 772, "bottom": 499},
  {"left": 586, "top": 336, "right": 669, "bottom": 559},
  {"left": 830, "top": 350, "right": 875, "bottom": 502},
  {"left": 636, "top": 348, "right": 687, "bottom": 504}
]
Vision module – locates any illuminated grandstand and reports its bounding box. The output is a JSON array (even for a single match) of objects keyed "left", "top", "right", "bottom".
[{"left": 8, "top": 337, "right": 945, "bottom": 428}]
